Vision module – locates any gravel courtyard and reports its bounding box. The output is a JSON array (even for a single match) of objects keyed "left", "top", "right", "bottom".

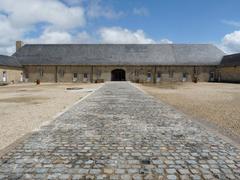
[
  {"left": 0, "top": 82, "right": 239, "bottom": 179},
  {"left": 0, "top": 83, "right": 100, "bottom": 150},
  {"left": 138, "top": 82, "right": 240, "bottom": 141}
]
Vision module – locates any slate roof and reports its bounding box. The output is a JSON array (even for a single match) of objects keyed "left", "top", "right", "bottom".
[
  {"left": 221, "top": 53, "right": 240, "bottom": 66},
  {"left": 13, "top": 44, "right": 225, "bottom": 66},
  {"left": 0, "top": 55, "right": 22, "bottom": 67}
]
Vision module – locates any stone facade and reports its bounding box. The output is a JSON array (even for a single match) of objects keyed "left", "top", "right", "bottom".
[
  {"left": 219, "top": 66, "right": 240, "bottom": 83},
  {"left": 23, "top": 65, "right": 217, "bottom": 83},
  {"left": 219, "top": 53, "right": 240, "bottom": 83},
  {"left": 0, "top": 66, "right": 23, "bottom": 83}
]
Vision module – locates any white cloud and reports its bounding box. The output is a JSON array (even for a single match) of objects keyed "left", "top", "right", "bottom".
[
  {"left": 0, "top": 15, "right": 24, "bottom": 54},
  {"left": 26, "top": 29, "right": 73, "bottom": 44},
  {"left": 0, "top": 45, "right": 16, "bottom": 56},
  {"left": 221, "top": 30, "right": 240, "bottom": 53},
  {"left": 87, "top": 0, "right": 124, "bottom": 19},
  {"left": 27, "top": 27, "right": 170, "bottom": 46},
  {"left": 159, "top": 39, "right": 173, "bottom": 44},
  {"left": 99, "top": 27, "right": 172, "bottom": 45},
  {"left": 75, "top": 31, "right": 95, "bottom": 43},
  {"left": 0, "top": 0, "right": 172, "bottom": 55},
  {"left": 133, "top": 7, "right": 149, "bottom": 16},
  {"left": 0, "top": 0, "right": 85, "bottom": 30},
  {"left": 99, "top": 27, "right": 156, "bottom": 44},
  {"left": 26, "top": 29, "right": 94, "bottom": 44},
  {"left": 0, "top": 0, "right": 86, "bottom": 55},
  {"left": 222, "top": 20, "right": 240, "bottom": 28}
]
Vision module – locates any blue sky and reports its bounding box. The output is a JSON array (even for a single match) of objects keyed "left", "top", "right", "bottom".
[
  {"left": 0, "top": 0, "right": 240, "bottom": 55},
  {"left": 80, "top": 0, "right": 240, "bottom": 43}
]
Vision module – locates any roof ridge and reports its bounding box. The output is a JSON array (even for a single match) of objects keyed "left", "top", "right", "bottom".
[
  {"left": 0, "top": 55, "right": 13, "bottom": 58},
  {"left": 22, "top": 43, "right": 215, "bottom": 46}
]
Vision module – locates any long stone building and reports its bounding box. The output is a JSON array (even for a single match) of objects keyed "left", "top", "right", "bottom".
[
  {"left": 0, "top": 42, "right": 239, "bottom": 84},
  {"left": 218, "top": 53, "right": 240, "bottom": 83},
  {"left": 0, "top": 55, "right": 23, "bottom": 84},
  {"left": 13, "top": 43, "right": 225, "bottom": 83}
]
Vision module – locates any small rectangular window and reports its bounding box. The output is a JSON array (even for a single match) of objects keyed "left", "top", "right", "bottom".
[
  {"left": 182, "top": 72, "right": 188, "bottom": 82},
  {"left": 24, "top": 69, "right": 29, "bottom": 79},
  {"left": 157, "top": 72, "right": 161, "bottom": 78},
  {"left": 96, "top": 71, "right": 101, "bottom": 78},
  {"left": 147, "top": 72, "right": 151, "bottom": 78},
  {"left": 37, "top": 67, "right": 43, "bottom": 77},
  {"left": 169, "top": 71, "right": 174, "bottom": 78},
  {"left": 2, "top": 71, "right": 7, "bottom": 82},
  {"left": 58, "top": 69, "right": 65, "bottom": 77},
  {"left": 183, "top": 72, "right": 187, "bottom": 78},
  {"left": 210, "top": 72, "right": 214, "bottom": 79},
  {"left": 84, "top": 73, "right": 88, "bottom": 78},
  {"left": 40, "top": 69, "right": 43, "bottom": 77},
  {"left": 209, "top": 72, "right": 215, "bottom": 82},
  {"left": 73, "top": 73, "right": 78, "bottom": 78},
  {"left": 135, "top": 70, "right": 139, "bottom": 76}
]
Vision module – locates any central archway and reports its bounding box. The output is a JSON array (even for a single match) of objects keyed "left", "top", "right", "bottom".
[{"left": 111, "top": 69, "right": 126, "bottom": 81}]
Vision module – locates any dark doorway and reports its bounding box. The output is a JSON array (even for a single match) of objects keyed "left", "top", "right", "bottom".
[{"left": 111, "top": 69, "right": 126, "bottom": 81}]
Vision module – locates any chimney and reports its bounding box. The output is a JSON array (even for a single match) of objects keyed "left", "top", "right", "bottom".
[{"left": 16, "top": 41, "right": 24, "bottom": 51}]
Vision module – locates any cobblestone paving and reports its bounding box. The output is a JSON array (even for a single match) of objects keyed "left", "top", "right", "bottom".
[{"left": 0, "top": 82, "right": 240, "bottom": 180}]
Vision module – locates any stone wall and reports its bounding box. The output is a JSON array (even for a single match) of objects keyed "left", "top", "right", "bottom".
[
  {"left": 24, "top": 66, "right": 56, "bottom": 82},
  {"left": 24, "top": 65, "right": 216, "bottom": 83},
  {"left": 0, "top": 66, "right": 23, "bottom": 83},
  {"left": 219, "top": 66, "right": 240, "bottom": 83}
]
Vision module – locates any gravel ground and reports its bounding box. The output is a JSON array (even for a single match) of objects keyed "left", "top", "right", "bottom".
[
  {"left": 138, "top": 82, "right": 240, "bottom": 141},
  {"left": 0, "top": 83, "right": 100, "bottom": 150}
]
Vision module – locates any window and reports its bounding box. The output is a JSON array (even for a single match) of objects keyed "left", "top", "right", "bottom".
[
  {"left": 84, "top": 73, "right": 88, "bottom": 78},
  {"left": 37, "top": 67, "right": 43, "bottom": 77},
  {"left": 183, "top": 72, "right": 187, "bottom": 78},
  {"left": 20, "top": 72, "right": 23, "bottom": 82},
  {"left": 73, "top": 73, "right": 78, "bottom": 78},
  {"left": 157, "top": 72, "right": 161, "bottom": 78},
  {"left": 147, "top": 72, "right": 151, "bottom": 78},
  {"left": 96, "top": 71, "right": 101, "bottom": 78},
  {"left": 135, "top": 70, "right": 139, "bottom": 76},
  {"left": 182, "top": 72, "right": 188, "bottom": 82},
  {"left": 3, "top": 71, "right": 6, "bottom": 77},
  {"left": 58, "top": 69, "right": 65, "bottom": 77},
  {"left": 169, "top": 71, "right": 174, "bottom": 78},
  {"left": 2, "top": 71, "right": 7, "bottom": 82},
  {"left": 210, "top": 72, "right": 214, "bottom": 79},
  {"left": 209, "top": 72, "right": 215, "bottom": 82},
  {"left": 193, "top": 67, "right": 199, "bottom": 75},
  {"left": 25, "top": 72, "right": 29, "bottom": 79}
]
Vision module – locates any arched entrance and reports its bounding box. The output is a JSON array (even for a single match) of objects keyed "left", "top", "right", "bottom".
[{"left": 111, "top": 69, "right": 126, "bottom": 81}]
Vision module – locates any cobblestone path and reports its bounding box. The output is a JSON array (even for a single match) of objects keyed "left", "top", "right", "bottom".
[{"left": 0, "top": 82, "right": 240, "bottom": 180}]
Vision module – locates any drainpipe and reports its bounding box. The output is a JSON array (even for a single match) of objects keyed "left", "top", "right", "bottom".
[
  {"left": 55, "top": 66, "right": 58, "bottom": 83},
  {"left": 91, "top": 66, "right": 94, "bottom": 83},
  {"left": 153, "top": 66, "right": 157, "bottom": 84}
]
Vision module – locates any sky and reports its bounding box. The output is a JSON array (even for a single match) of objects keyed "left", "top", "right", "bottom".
[{"left": 0, "top": 0, "right": 240, "bottom": 55}]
